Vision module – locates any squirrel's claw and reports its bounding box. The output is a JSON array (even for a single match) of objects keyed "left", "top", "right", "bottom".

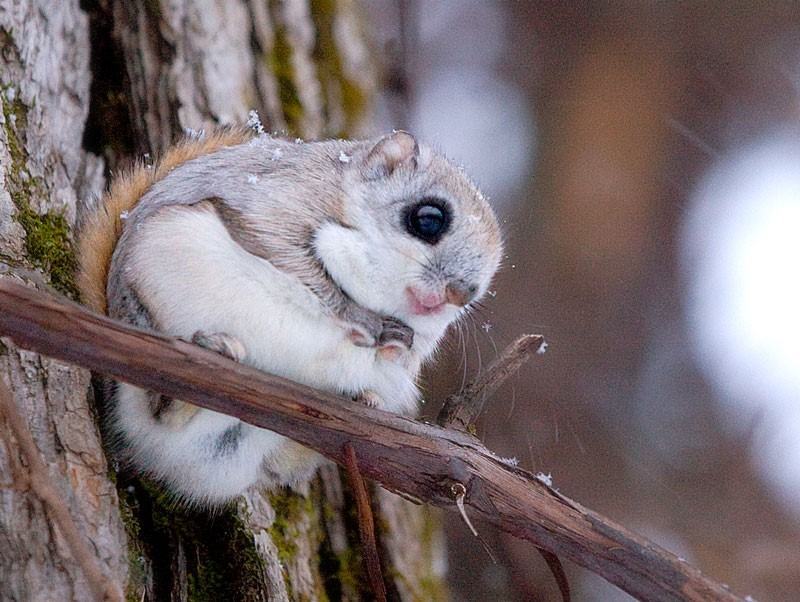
[
  {"left": 378, "top": 316, "right": 414, "bottom": 348},
  {"left": 353, "top": 390, "right": 384, "bottom": 408}
]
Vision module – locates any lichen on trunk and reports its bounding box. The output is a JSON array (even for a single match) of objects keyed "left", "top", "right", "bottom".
[{"left": 1, "top": 88, "right": 79, "bottom": 297}]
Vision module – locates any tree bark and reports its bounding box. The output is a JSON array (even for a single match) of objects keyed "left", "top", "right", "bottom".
[
  {"left": 0, "top": 2, "right": 127, "bottom": 601},
  {"left": 1, "top": 0, "right": 444, "bottom": 600}
]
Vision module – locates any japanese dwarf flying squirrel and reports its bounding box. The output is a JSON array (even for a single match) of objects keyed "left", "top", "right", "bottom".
[{"left": 77, "top": 127, "right": 502, "bottom": 506}]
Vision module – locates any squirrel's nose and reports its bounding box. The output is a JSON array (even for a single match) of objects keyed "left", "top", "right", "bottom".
[{"left": 445, "top": 281, "right": 479, "bottom": 307}]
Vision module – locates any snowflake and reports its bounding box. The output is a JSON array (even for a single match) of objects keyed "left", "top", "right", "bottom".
[{"left": 247, "top": 109, "right": 265, "bottom": 134}]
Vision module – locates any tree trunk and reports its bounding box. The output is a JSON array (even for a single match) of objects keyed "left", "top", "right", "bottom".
[
  {"left": 0, "top": 1, "right": 446, "bottom": 600},
  {"left": 0, "top": 2, "right": 127, "bottom": 601}
]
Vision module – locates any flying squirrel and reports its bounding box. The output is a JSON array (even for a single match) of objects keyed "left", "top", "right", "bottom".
[{"left": 77, "top": 126, "right": 503, "bottom": 506}]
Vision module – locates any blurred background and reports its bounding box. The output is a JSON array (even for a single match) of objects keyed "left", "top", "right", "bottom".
[{"left": 366, "top": 2, "right": 800, "bottom": 600}]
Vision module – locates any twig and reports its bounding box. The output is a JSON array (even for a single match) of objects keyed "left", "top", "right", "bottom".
[
  {"left": 437, "top": 334, "right": 545, "bottom": 430},
  {"left": 537, "top": 547, "right": 572, "bottom": 602},
  {"left": 0, "top": 279, "right": 744, "bottom": 601},
  {"left": 451, "top": 482, "right": 477, "bottom": 536},
  {"left": 436, "top": 333, "right": 569, "bottom": 600},
  {"left": 0, "top": 379, "right": 123, "bottom": 602},
  {"left": 343, "top": 443, "right": 387, "bottom": 602},
  {"left": 451, "top": 482, "right": 498, "bottom": 564}
]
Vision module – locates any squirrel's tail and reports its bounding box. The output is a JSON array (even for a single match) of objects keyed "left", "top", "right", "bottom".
[{"left": 76, "top": 126, "right": 255, "bottom": 314}]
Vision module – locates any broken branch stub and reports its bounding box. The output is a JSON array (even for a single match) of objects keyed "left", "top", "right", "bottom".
[{"left": 437, "top": 333, "right": 546, "bottom": 430}]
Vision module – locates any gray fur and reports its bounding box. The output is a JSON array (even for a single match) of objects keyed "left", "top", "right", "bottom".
[
  {"left": 108, "top": 280, "right": 159, "bottom": 330},
  {"left": 107, "top": 137, "right": 414, "bottom": 347},
  {"left": 109, "top": 138, "right": 349, "bottom": 314},
  {"left": 108, "top": 133, "right": 499, "bottom": 344},
  {"left": 101, "top": 131, "right": 502, "bottom": 504},
  {"left": 214, "top": 423, "right": 244, "bottom": 458}
]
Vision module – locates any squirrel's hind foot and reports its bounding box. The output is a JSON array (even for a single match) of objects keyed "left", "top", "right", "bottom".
[
  {"left": 354, "top": 389, "right": 384, "bottom": 409},
  {"left": 191, "top": 331, "right": 247, "bottom": 362}
]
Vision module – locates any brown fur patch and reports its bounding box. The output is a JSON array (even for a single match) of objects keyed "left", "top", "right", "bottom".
[
  {"left": 205, "top": 198, "right": 272, "bottom": 261},
  {"left": 76, "top": 127, "right": 256, "bottom": 314}
]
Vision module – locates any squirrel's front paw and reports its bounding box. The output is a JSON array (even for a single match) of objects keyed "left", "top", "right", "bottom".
[
  {"left": 343, "top": 305, "right": 414, "bottom": 350},
  {"left": 191, "top": 331, "right": 247, "bottom": 362},
  {"left": 378, "top": 316, "right": 414, "bottom": 348}
]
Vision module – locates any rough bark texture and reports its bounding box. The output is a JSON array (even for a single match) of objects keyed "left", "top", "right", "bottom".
[
  {"left": 0, "top": 1, "right": 127, "bottom": 601},
  {"left": 2, "top": 0, "right": 444, "bottom": 600}
]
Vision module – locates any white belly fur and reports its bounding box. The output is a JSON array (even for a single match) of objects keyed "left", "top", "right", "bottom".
[{"left": 112, "top": 205, "right": 419, "bottom": 504}]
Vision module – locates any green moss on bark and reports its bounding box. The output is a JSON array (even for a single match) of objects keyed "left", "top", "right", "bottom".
[
  {"left": 416, "top": 508, "right": 448, "bottom": 601},
  {"left": 266, "top": 489, "right": 314, "bottom": 565},
  {"left": 13, "top": 205, "right": 78, "bottom": 297},
  {"left": 310, "top": 0, "right": 369, "bottom": 137},
  {"left": 267, "top": 486, "right": 334, "bottom": 602},
  {"left": 266, "top": 0, "right": 304, "bottom": 136},
  {"left": 262, "top": 0, "right": 368, "bottom": 138},
  {"left": 1, "top": 87, "right": 79, "bottom": 297},
  {"left": 311, "top": 494, "right": 356, "bottom": 600},
  {"left": 116, "top": 490, "right": 148, "bottom": 602},
  {"left": 117, "top": 478, "right": 270, "bottom": 602}
]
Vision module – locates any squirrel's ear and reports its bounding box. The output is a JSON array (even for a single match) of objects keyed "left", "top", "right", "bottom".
[{"left": 363, "top": 131, "right": 419, "bottom": 178}]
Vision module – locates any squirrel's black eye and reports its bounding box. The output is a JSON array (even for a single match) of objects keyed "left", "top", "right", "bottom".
[{"left": 405, "top": 201, "right": 450, "bottom": 244}]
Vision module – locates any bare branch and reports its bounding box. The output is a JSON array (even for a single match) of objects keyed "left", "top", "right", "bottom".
[
  {"left": 0, "top": 379, "right": 124, "bottom": 602},
  {"left": 0, "top": 279, "right": 743, "bottom": 602},
  {"left": 537, "top": 547, "right": 572, "bottom": 602},
  {"left": 343, "top": 444, "right": 387, "bottom": 602},
  {"left": 435, "top": 333, "right": 571, "bottom": 600},
  {"left": 437, "top": 334, "right": 546, "bottom": 430}
]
